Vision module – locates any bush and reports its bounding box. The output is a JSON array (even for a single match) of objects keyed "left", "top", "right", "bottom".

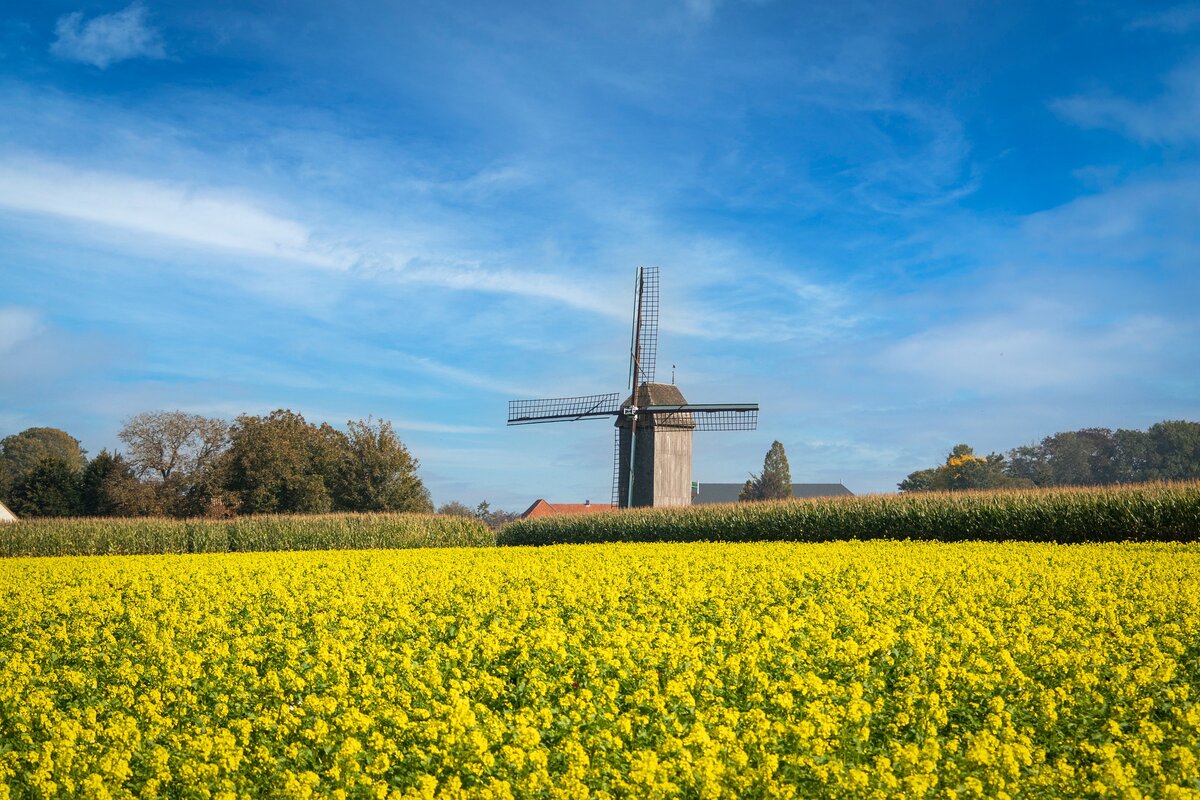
[
  {"left": 497, "top": 482, "right": 1200, "bottom": 546},
  {"left": 0, "top": 512, "right": 493, "bottom": 557}
]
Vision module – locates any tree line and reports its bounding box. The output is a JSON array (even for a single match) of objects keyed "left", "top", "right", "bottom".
[
  {"left": 899, "top": 420, "right": 1200, "bottom": 492},
  {"left": 0, "top": 410, "right": 434, "bottom": 518},
  {"left": 436, "top": 500, "right": 521, "bottom": 530}
]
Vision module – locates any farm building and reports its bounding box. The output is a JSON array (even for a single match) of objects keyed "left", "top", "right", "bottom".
[
  {"left": 0, "top": 501, "right": 17, "bottom": 523},
  {"left": 520, "top": 499, "right": 618, "bottom": 519},
  {"left": 691, "top": 482, "right": 853, "bottom": 505}
]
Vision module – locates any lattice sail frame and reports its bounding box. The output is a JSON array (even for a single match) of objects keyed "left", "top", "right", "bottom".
[
  {"left": 507, "top": 393, "right": 621, "bottom": 425},
  {"left": 645, "top": 407, "right": 758, "bottom": 431},
  {"left": 629, "top": 266, "right": 659, "bottom": 390},
  {"left": 506, "top": 265, "right": 758, "bottom": 508}
]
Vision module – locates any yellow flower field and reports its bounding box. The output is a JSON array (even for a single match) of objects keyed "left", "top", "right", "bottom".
[{"left": 2, "top": 541, "right": 1199, "bottom": 799}]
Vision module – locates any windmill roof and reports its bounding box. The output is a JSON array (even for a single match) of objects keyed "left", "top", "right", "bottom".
[
  {"left": 520, "top": 499, "right": 618, "bottom": 519},
  {"left": 622, "top": 382, "right": 689, "bottom": 407},
  {"left": 692, "top": 483, "right": 854, "bottom": 504},
  {"left": 617, "top": 382, "right": 697, "bottom": 428}
]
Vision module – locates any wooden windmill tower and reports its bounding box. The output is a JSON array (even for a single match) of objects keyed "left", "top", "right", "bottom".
[{"left": 508, "top": 266, "right": 758, "bottom": 508}]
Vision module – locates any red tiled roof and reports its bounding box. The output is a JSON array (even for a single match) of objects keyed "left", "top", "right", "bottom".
[{"left": 520, "top": 499, "right": 617, "bottom": 519}]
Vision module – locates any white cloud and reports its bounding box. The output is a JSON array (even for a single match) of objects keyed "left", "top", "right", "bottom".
[
  {"left": 1052, "top": 60, "right": 1200, "bottom": 145},
  {"left": 0, "top": 307, "right": 41, "bottom": 355},
  {"left": 0, "top": 158, "right": 337, "bottom": 267},
  {"left": 389, "top": 263, "right": 625, "bottom": 318},
  {"left": 50, "top": 4, "right": 166, "bottom": 68}
]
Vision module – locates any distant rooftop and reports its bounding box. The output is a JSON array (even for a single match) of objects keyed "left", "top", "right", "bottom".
[
  {"left": 692, "top": 482, "right": 853, "bottom": 505},
  {"left": 520, "top": 499, "right": 617, "bottom": 519}
]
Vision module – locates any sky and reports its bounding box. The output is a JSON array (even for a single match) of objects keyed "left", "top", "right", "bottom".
[{"left": 1, "top": 1, "right": 1197, "bottom": 509}]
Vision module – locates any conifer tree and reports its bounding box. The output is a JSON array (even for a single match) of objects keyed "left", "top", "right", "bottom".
[{"left": 739, "top": 440, "right": 793, "bottom": 501}]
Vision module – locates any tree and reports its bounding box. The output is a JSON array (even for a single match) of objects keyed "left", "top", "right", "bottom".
[
  {"left": 335, "top": 418, "right": 432, "bottom": 513},
  {"left": 1144, "top": 420, "right": 1200, "bottom": 480},
  {"left": 739, "top": 440, "right": 793, "bottom": 501},
  {"left": 0, "top": 427, "right": 86, "bottom": 501},
  {"left": 437, "top": 501, "right": 476, "bottom": 517},
  {"left": 900, "top": 444, "right": 1031, "bottom": 492},
  {"left": 1004, "top": 422, "right": 1200, "bottom": 486},
  {"left": 221, "top": 410, "right": 345, "bottom": 515},
  {"left": 896, "top": 467, "right": 939, "bottom": 493},
  {"left": 118, "top": 411, "right": 228, "bottom": 482},
  {"left": 438, "top": 499, "right": 517, "bottom": 528},
  {"left": 476, "top": 501, "right": 519, "bottom": 529},
  {"left": 1005, "top": 429, "right": 1117, "bottom": 487},
  {"left": 81, "top": 450, "right": 136, "bottom": 516},
  {"left": 1110, "top": 428, "right": 1151, "bottom": 483},
  {"left": 9, "top": 457, "right": 83, "bottom": 517},
  {"left": 117, "top": 411, "right": 229, "bottom": 515}
]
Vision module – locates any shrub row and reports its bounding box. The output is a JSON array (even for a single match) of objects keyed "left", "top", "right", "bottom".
[
  {"left": 0, "top": 512, "right": 494, "bottom": 557},
  {"left": 497, "top": 482, "right": 1200, "bottom": 546}
]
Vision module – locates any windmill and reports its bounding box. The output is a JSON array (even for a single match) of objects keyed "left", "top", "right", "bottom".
[{"left": 508, "top": 266, "right": 758, "bottom": 508}]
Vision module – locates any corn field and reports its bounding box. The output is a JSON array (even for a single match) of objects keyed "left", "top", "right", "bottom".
[
  {"left": 0, "top": 512, "right": 494, "bottom": 558},
  {"left": 497, "top": 482, "right": 1200, "bottom": 546}
]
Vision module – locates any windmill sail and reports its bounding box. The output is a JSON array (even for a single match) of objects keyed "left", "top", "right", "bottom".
[
  {"left": 508, "top": 265, "right": 758, "bottom": 510},
  {"left": 644, "top": 404, "right": 759, "bottom": 431},
  {"left": 628, "top": 266, "right": 659, "bottom": 390},
  {"left": 507, "top": 393, "right": 621, "bottom": 425}
]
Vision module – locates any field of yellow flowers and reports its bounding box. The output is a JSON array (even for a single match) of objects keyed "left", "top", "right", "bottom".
[{"left": 3, "top": 541, "right": 1199, "bottom": 799}]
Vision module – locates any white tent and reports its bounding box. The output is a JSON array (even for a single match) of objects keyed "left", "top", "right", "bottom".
[{"left": 0, "top": 501, "right": 17, "bottom": 524}]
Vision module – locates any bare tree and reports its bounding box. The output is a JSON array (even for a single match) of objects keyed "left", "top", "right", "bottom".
[{"left": 118, "top": 411, "right": 229, "bottom": 482}]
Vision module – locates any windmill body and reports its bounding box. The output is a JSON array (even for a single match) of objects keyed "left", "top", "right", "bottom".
[
  {"left": 508, "top": 267, "right": 757, "bottom": 509},
  {"left": 616, "top": 383, "right": 695, "bottom": 507}
]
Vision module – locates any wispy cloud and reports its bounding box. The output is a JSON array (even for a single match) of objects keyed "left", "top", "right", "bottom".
[
  {"left": 1052, "top": 59, "right": 1200, "bottom": 145},
  {"left": 879, "top": 312, "right": 1173, "bottom": 394},
  {"left": 50, "top": 3, "right": 165, "bottom": 68},
  {"left": 389, "top": 351, "right": 548, "bottom": 399},
  {"left": 0, "top": 158, "right": 334, "bottom": 266}
]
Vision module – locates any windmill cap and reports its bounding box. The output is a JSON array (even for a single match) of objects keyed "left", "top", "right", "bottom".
[
  {"left": 618, "top": 382, "right": 696, "bottom": 429},
  {"left": 621, "top": 382, "right": 689, "bottom": 408}
]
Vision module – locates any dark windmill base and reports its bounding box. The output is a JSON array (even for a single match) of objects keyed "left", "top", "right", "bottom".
[{"left": 615, "top": 383, "right": 695, "bottom": 507}]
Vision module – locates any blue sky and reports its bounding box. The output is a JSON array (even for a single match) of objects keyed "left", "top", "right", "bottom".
[{"left": 1, "top": 1, "right": 1197, "bottom": 509}]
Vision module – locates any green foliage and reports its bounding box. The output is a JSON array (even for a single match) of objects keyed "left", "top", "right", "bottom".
[
  {"left": 8, "top": 457, "right": 83, "bottom": 517},
  {"left": 739, "top": 440, "right": 793, "bottom": 501},
  {"left": 336, "top": 418, "right": 432, "bottom": 513},
  {"left": 0, "top": 512, "right": 493, "bottom": 557},
  {"left": 497, "top": 482, "right": 1200, "bottom": 546},
  {"left": 80, "top": 450, "right": 137, "bottom": 517},
  {"left": 219, "top": 411, "right": 432, "bottom": 516},
  {"left": 0, "top": 428, "right": 86, "bottom": 502},
  {"left": 900, "top": 444, "right": 1030, "bottom": 492},
  {"left": 1145, "top": 420, "right": 1200, "bottom": 481},
  {"left": 221, "top": 410, "right": 346, "bottom": 514},
  {"left": 1005, "top": 421, "right": 1200, "bottom": 487}
]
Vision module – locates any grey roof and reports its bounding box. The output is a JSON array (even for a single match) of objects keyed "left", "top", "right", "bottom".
[
  {"left": 622, "top": 382, "right": 689, "bottom": 407},
  {"left": 691, "top": 482, "right": 854, "bottom": 505}
]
